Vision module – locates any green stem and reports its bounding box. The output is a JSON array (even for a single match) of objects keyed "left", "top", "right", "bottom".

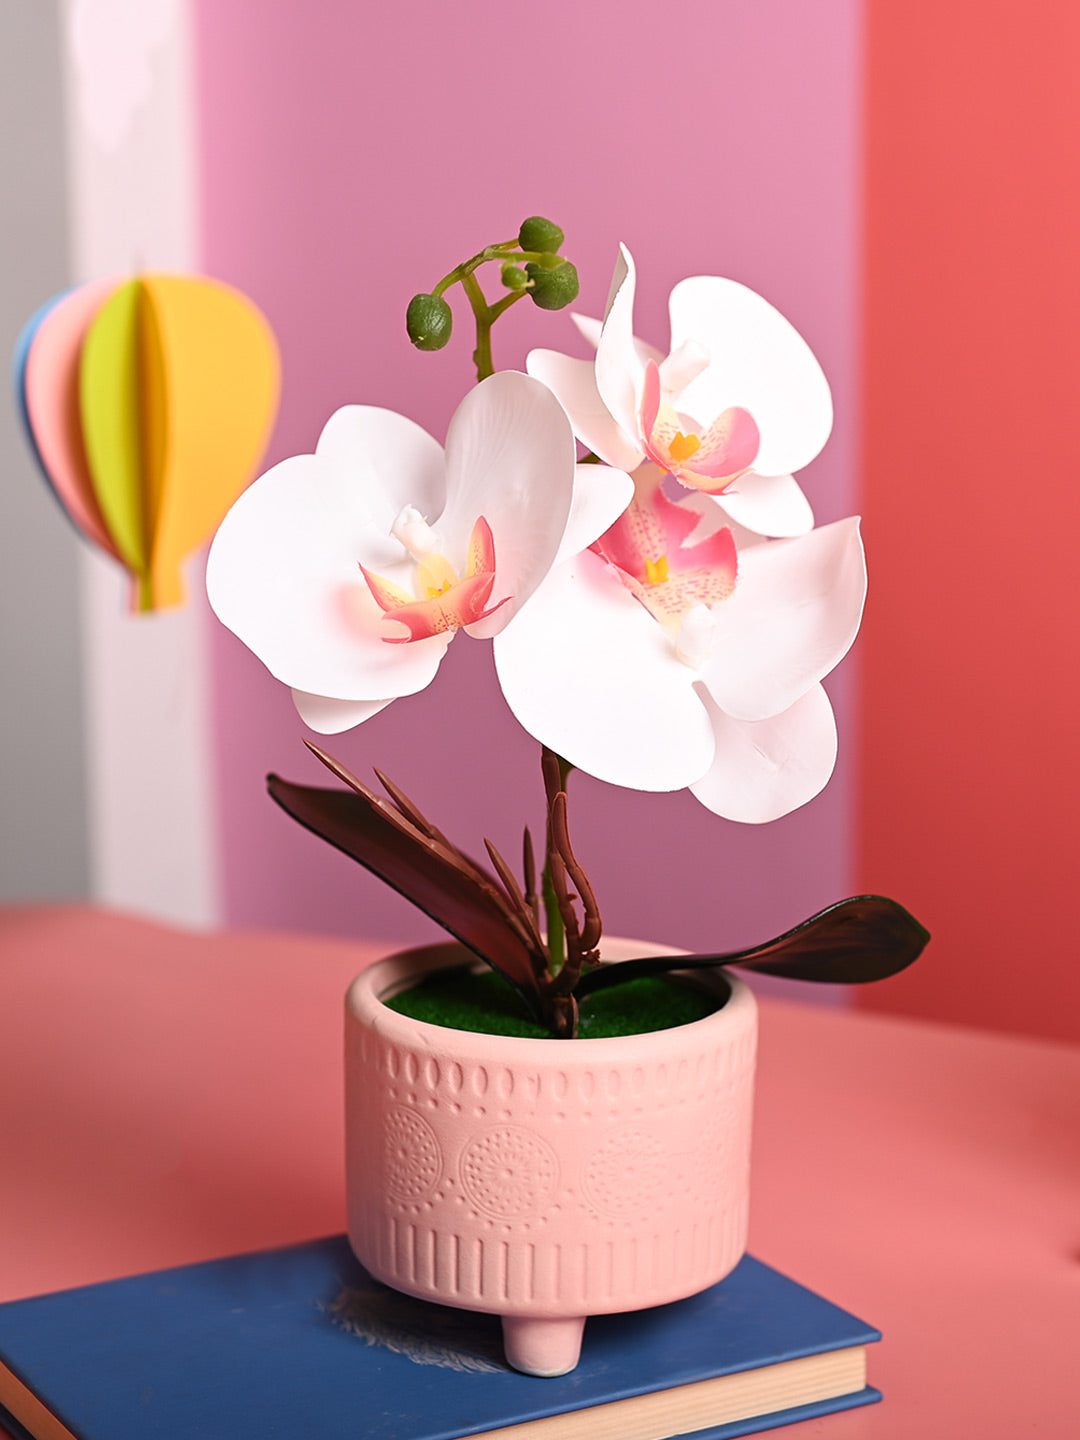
[
  {"left": 459, "top": 269, "right": 495, "bottom": 381},
  {"left": 488, "top": 289, "right": 528, "bottom": 323},
  {"left": 431, "top": 240, "right": 519, "bottom": 298},
  {"left": 425, "top": 238, "right": 562, "bottom": 382},
  {"left": 542, "top": 868, "right": 566, "bottom": 974},
  {"left": 540, "top": 747, "right": 576, "bottom": 975}
]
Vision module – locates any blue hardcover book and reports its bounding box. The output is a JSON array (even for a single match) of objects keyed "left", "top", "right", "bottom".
[{"left": 0, "top": 1236, "right": 880, "bottom": 1440}]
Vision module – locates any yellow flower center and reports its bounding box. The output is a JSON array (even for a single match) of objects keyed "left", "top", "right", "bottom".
[
  {"left": 644, "top": 554, "right": 670, "bottom": 585},
  {"left": 415, "top": 551, "right": 459, "bottom": 601},
  {"left": 668, "top": 431, "right": 701, "bottom": 463}
]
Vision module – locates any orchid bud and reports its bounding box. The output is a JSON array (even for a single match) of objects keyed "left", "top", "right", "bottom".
[
  {"left": 525, "top": 259, "right": 579, "bottom": 310},
  {"left": 406, "top": 293, "right": 453, "bottom": 350},
  {"left": 518, "top": 216, "right": 565, "bottom": 254},
  {"left": 500, "top": 262, "right": 529, "bottom": 292}
]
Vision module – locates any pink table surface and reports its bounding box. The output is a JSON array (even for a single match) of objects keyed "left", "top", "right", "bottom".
[{"left": 2, "top": 905, "right": 1078, "bottom": 1437}]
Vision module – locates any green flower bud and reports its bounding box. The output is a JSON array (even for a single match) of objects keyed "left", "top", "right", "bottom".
[
  {"left": 525, "top": 259, "right": 579, "bottom": 311},
  {"left": 500, "top": 262, "right": 530, "bottom": 292},
  {"left": 406, "top": 293, "right": 453, "bottom": 351},
  {"left": 518, "top": 216, "right": 565, "bottom": 254}
]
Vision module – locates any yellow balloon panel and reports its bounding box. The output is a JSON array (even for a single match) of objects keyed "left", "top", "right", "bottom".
[
  {"left": 71, "top": 273, "right": 279, "bottom": 612},
  {"left": 142, "top": 274, "right": 280, "bottom": 610},
  {"left": 137, "top": 282, "right": 171, "bottom": 572}
]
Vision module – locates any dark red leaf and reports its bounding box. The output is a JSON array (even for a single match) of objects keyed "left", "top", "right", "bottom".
[
  {"left": 574, "top": 895, "right": 929, "bottom": 996},
  {"left": 266, "top": 773, "right": 545, "bottom": 1001}
]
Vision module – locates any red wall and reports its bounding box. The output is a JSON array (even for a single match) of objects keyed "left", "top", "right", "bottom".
[{"left": 858, "top": 3, "right": 1080, "bottom": 1039}]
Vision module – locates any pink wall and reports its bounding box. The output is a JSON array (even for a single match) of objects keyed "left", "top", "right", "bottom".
[{"left": 193, "top": 0, "right": 863, "bottom": 958}]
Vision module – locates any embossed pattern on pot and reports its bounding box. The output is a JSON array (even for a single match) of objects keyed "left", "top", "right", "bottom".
[{"left": 345, "top": 941, "right": 757, "bottom": 1322}]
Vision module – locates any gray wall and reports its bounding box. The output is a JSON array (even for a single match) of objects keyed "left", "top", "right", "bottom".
[{"left": 1, "top": 0, "right": 89, "bottom": 901}]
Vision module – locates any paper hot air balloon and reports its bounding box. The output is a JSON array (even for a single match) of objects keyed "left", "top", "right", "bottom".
[{"left": 13, "top": 273, "right": 280, "bottom": 612}]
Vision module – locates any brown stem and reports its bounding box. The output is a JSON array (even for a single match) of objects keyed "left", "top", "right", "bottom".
[
  {"left": 538, "top": 747, "right": 603, "bottom": 1002},
  {"left": 547, "top": 828, "right": 582, "bottom": 967},
  {"left": 550, "top": 791, "right": 602, "bottom": 956},
  {"left": 541, "top": 746, "right": 564, "bottom": 810}
]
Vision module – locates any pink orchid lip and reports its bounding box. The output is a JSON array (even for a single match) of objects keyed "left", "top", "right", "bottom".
[
  {"left": 361, "top": 514, "right": 510, "bottom": 644},
  {"left": 640, "top": 360, "right": 760, "bottom": 495},
  {"left": 592, "top": 466, "right": 738, "bottom": 638}
]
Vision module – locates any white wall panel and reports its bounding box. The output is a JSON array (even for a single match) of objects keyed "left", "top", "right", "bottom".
[{"left": 62, "top": 0, "right": 220, "bottom": 926}]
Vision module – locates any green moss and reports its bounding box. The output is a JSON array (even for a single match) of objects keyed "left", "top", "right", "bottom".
[
  {"left": 576, "top": 974, "right": 720, "bottom": 1037},
  {"left": 384, "top": 966, "right": 720, "bottom": 1038}
]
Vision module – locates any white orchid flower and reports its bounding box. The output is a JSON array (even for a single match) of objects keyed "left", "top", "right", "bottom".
[
  {"left": 527, "top": 245, "right": 833, "bottom": 538},
  {"left": 493, "top": 464, "right": 866, "bottom": 823},
  {"left": 207, "top": 371, "right": 629, "bottom": 734}
]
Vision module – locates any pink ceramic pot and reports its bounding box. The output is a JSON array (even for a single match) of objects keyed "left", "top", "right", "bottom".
[{"left": 344, "top": 939, "right": 757, "bottom": 1376}]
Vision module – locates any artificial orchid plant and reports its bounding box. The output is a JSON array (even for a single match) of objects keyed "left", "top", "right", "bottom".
[{"left": 207, "top": 218, "right": 928, "bottom": 1037}]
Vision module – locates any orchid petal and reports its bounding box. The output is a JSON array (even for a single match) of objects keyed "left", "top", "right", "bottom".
[
  {"left": 658, "top": 340, "right": 710, "bottom": 396},
  {"left": 677, "top": 491, "right": 764, "bottom": 553},
  {"left": 572, "top": 308, "right": 666, "bottom": 372},
  {"left": 315, "top": 405, "right": 446, "bottom": 543},
  {"left": 494, "top": 549, "right": 715, "bottom": 791},
  {"left": 526, "top": 348, "right": 644, "bottom": 472},
  {"left": 207, "top": 452, "right": 451, "bottom": 701},
  {"left": 292, "top": 691, "right": 394, "bottom": 734},
  {"left": 555, "top": 463, "right": 634, "bottom": 565},
  {"left": 380, "top": 572, "right": 505, "bottom": 644},
  {"left": 690, "top": 683, "right": 838, "bottom": 822},
  {"left": 601, "top": 244, "right": 632, "bottom": 320},
  {"left": 668, "top": 276, "right": 833, "bottom": 478},
  {"left": 594, "top": 244, "right": 646, "bottom": 454},
  {"left": 708, "top": 470, "right": 814, "bottom": 537},
  {"left": 364, "top": 518, "right": 506, "bottom": 644},
  {"left": 440, "top": 372, "right": 576, "bottom": 639},
  {"left": 414, "top": 550, "right": 460, "bottom": 597},
  {"left": 465, "top": 514, "right": 496, "bottom": 577},
  {"left": 622, "top": 526, "right": 737, "bottom": 636},
  {"left": 640, "top": 362, "right": 757, "bottom": 492},
  {"left": 359, "top": 563, "right": 414, "bottom": 612},
  {"left": 594, "top": 463, "right": 697, "bottom": 577},
  {"left": 570, "top": 312, "right": 603, "bottom": 349},
  {"left": 639, "top": 358, "right": 662, "bottom": 447},
  {"left": 677, "top": 406, "right": 760, "bottom": 482},
  {"left": 700, "top": 517, "right": 866, "bottom": 721}
]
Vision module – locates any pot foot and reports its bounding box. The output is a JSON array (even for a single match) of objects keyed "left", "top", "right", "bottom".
[{"left": 501, "top": 1314, "right": 586, "bottom": 1376}]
